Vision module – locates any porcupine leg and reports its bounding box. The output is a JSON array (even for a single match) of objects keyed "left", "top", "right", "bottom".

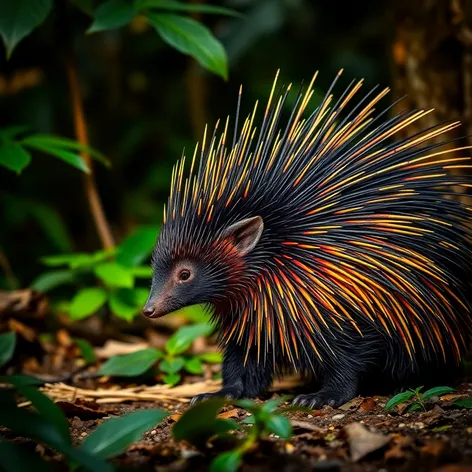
[
  {"left": 292, "top": 369, "right": 359, "bottom": 409},
  {"left": 190, "top": 341, "right": 274, "bottom": 405}
]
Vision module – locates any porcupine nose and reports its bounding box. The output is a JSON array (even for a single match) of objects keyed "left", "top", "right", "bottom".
[{"left": 142, "top": 305, "right": 156, "bottom": 317}]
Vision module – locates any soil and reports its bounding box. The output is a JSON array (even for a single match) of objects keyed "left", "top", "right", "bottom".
[{"left": 5, "top": 383, "right": 472, "bottom": 472}]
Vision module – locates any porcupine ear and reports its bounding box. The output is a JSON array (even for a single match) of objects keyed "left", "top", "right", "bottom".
[{"left": 221, "top": 216, "right": 264, "bottom": 256}]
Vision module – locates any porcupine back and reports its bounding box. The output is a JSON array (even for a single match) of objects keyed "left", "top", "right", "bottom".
[{"left": 159, "top": 70, "right": 472, "bottom": 381}]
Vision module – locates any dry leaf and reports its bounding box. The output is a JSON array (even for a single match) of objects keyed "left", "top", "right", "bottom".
[
  {"left": 170, "top": 413, "right": 182, "bottom": 422},
  {"left": 431, "top": 465, "right": 472, "bottom": 472},
  {"left": 291, "top": 420, "right": 324, "bottom": 433},
  {"left": 359, "top": 398, "right": 377, "bottom": 412},
  {"left": 8, "top": 318, "right": 36, "bottom": 342},
  {"left": 57, "top": 329, "right": 73, "bottom": 348},
  {"left": 345, "top": 422, "right": 390, "bottom": 462},
  {"left": 339, "top": 397, "right": 364, "bottom": 411},
  {"left": 218, "top": 408, "right": 239, "bottom": 419},
  {"left": 420, "top": 439, "right": 448, "bottom": 457},
  {"left": 94, "top": 340, "right": 149, "bottom": 359}
]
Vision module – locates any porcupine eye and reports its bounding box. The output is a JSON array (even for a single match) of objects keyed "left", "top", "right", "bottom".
[{"left": 178, "top": 269, "right": 192, "bottom": 283}]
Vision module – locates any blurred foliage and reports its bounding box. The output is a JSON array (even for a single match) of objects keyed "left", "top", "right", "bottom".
[{"left": 0, "top": 0, "right": 390, "bottom": 302}]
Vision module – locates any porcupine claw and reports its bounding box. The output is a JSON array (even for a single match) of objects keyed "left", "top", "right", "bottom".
[
  {"left": 190, "top": 388, "right": 239, "bottom": 406},
  {"left": 292, "top": 389, "right": 355, "bottom": 409}
]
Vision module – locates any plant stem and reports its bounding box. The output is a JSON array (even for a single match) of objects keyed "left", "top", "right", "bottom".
[{"left": 64, "top": 56, "right": 115, "bottom": 249}]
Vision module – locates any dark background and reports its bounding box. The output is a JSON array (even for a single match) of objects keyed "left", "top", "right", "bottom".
[{"left": 0, "top": 0, "right": 402, "bottom": 289}]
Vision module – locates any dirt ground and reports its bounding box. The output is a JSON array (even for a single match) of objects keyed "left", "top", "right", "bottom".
[{"left": 6, "top": 382, "right": 472, "bottom": 472}]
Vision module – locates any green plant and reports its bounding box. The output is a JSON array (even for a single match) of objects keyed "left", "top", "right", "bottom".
[
  {"left": 0, "top": 127, "right": 109, "bottom": 175},
  {"left": 1, "top": 0, "right": 237, "bottom": 79},
  {"left": 385, "top": 385, "right": 455, "bottom": 412},
  {"left": 30, "top": 226, "right": 158, "bottom": 322},
  {"left": 173, "top": 397, "right": 298, "bottom": 472},
  {"left": 99, "top": 322, "right": 221, "bottom": 385},
  {"left": 0, "top": 378, "right": 169, "bottom": 471}
]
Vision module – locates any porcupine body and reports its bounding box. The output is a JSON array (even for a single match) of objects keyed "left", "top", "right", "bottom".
[{"left": 143, "top": 70, "right": 472, "bottom": 408}]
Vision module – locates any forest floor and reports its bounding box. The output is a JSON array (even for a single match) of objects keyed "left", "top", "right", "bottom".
[
  {"left": 2, "top": 291, "right": 472, "bottom": 471},
  {"left": 6, "top": 379, "right": 472, "bottom": 472}
]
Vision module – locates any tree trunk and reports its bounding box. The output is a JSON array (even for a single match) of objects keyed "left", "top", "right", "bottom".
[{"left": 392, "top": 0, "right": 472, "bottom": 201}]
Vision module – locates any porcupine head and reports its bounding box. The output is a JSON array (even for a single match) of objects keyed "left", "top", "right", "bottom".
[{"left": 143, "top": 70, "right": 472, "bottom": 408}]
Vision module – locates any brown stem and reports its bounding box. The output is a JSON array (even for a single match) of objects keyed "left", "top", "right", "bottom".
[{"left": 64, "top": 57, "right": 115, "bottom": 249}]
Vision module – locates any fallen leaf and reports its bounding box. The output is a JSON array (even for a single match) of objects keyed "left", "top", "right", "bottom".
[
  {"left": 291, "top": 420, "right": 324, "bottom": 433},
  {"left": 56, "top": 399, "right": 105, "bottom": 419},
  {"left": 218, "top": 408, "right": 239, "bottom": 419},
  {"left": 420, "top": 439, "right": 448, "bottom": 457},
  {"left": 431, "top": 466, "right": 472, "bottom": 472},
  {"left": 8, "top": 318, "right": 36, "bottom": 342},
  {"left": 56, "top": 329, "right": 73, "bottom": 347},
  {"left": 95, "top": 340, "right": 149, "bottom": 359},
  {"left": 170, "top": 413, "right": 182, "bottom": 422},
  {"left": 0, "top": 289, "right": 48, "bottom": 320},
  {"left": 339, "top": 397, "right": 363, "bottom": 411},
  {"left": 359, "top": 397, "right": 377, "bottom": 412},
  {"left": 345, "top": 422, "right": 390, "bottom": 462},
  {"left": 440, "top": 393, "right": 468, "bottom": 402}
]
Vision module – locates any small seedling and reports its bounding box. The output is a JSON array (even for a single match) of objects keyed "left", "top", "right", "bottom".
[
  {"left": 98, "top": 322, "right": 222, "bottom": 385},
  {"left": 385, "top": 385, "right": 455, "bottom": 412},
  {"left": 173, "top": 397, "right": 302, "bottom": 472}
]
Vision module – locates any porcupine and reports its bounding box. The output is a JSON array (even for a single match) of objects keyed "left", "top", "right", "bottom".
[{"left": 142, "top": 70, "right": 472, "bottom": 408}]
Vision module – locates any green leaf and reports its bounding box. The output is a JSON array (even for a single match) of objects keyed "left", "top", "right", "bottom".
[
  {"left": 130, "top": 266, "right": 152, "bottom": 277},
  {"left": 172, "top": 398, "right": 236, "bottom": 449},
  {"left": 23, "top": 140, "right": 90, "bottom": 173},
  {"left": 0, "top": 332, "right": 16, "bottom": 368},
  {"left": 165, "top": 323, "right": 213, "bottom": 356},
  {"left": 0, "top": 142, "right": 31, "bottom": 174},
  {"left": 163, "top": 373, "right": 180, "bottom": 385},
  {"left": 109, "top": 290, "right": 140, "bottom": 321},
  {"left": 0, "top": 436, "right": 54, "bottom": 472},
  {"left": 40, "top": 253, "right": 93, "bottom": 268},
  {"left": 454, "top": 397, "right": 472, "bottom": 408},
  {"left": 0, "top": 405, "right": 113, "bottom": 472},
  {"left": 0, "top": 0, "right": 52, "bottom": 58},
  {"left": 385, "top": 390, "right": 416, "bottom": 410},
  {"left": 94, "top": 262, "right": 134, "bottom": 288},
  {"left": 210, "top": 450, "right": 242, "bottom": 472},
  {"left": 159, "top": 357, "right": 185, "bottom": 374},
  {"left": 422, "top": 386, "right": 455, "bottom": 400},
  {"left": 405, "top": 403, "right": 423, "bottom": 413},
  {"left": 136, "top": 0, "right": 242, "bottom": 18},
  {"left": 432, "top": 425, "right": 453, "bottom": 432},
  {"left": 174, "top": 304, "right": 211, "bottom": 323},
  {"left": 98, "top": 348, "right": 162, "bottom": 377},
  {"left": 21, "top": 134, "right": 110, "bottom": 167},
  {"left": 116, "top": 226, "right": 159, "bottom": 267},
  {"left": 69, "top": 287, "right": 108, "bottom": 320},
  {"left": 30, "top": 269, "right": 77, "bottom": 292},
  {"left": 199, "top": 351, "right": 222, "bottom": 364},
  {"left": 74, "top": 338, "right": 96, "bottom": 364},
  {"left": 9, "top": 381, "right": 70, "bottom": 442},
  {"left": 261, "top": 398, "right": 285, "bottom": 414},
  {"left": 147, "top": 13, "right": 227, "bottom": 80},
  {"left": 40, "top": 250, "right": 114, "bottom": 269},
  {"left": 0, "top": 125, "right": 30, "bottom": 139},
  {"left": 240, "top": 415, "right": 255, "bottom": 424},
  {"left": 87, "top": 0, "right": 136, "bottom": 34},
  {"left": 184, "top": 357, "right": 203, "bottom": 375},
  {"left": 0, "top": 374, "right": 44, "bottom": 386},
  {"left": 81, "top": 409, "right": 169, "bottom": 459}
]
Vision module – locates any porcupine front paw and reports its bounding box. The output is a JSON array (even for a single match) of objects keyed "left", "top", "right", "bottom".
[
  {"left": 190, "top": 387, "right": 242, "bottom": 406},
  {"left": 292, "top": 389, "right": 355, "bottom": 409}
]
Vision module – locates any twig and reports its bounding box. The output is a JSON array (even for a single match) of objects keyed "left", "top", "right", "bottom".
[{"left": 64, "top": 56, "right": 115, "bottom": 249}]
